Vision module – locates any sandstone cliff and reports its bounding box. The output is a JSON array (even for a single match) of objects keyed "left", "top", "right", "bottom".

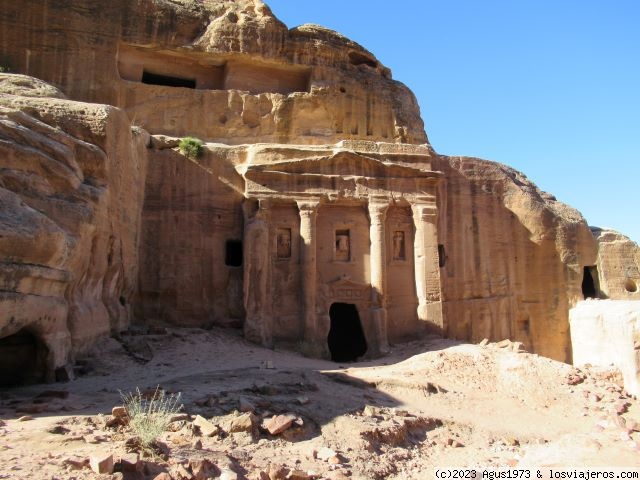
[
  {"left": 0, "top": 0, "right": 425, "bottom": 145},
  {"left": 0, "top": 0, "right": 630, "bottom": 381},
  {"left": 432, "top": 156, "right": 597, "bottom": 360},
  {"left": 0, "top": 74, "right": 147, "bottom": 383}
]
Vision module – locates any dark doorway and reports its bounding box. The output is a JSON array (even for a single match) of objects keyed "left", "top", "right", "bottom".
[
  {"left": 327, "top": 303, "right": 367, "bottom": 362},
  {"left": 225, "top": 239, "right": 243, "bottom": 267},
  {"left": 0, "top": 329, "right": 48, "bottom": 387},
  {"left": 141, "top": 70, "right": 196, "bottom": 89},
  {"left": 582, "top": 266, "right": 598, "bottom": 299}
]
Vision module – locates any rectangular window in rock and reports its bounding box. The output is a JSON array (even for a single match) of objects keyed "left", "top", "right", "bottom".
[
  {"left": 225, "top": 239, "right": 243, "bottom": 267},
  {"left": 276, "top": 228, "right": 292, "bottom": 259},
  {"left": 392, "top": 231, "right": 406, "bottom": 261},
  {"left": 335, "top": 229, "right": 351, "bottom": 262}
]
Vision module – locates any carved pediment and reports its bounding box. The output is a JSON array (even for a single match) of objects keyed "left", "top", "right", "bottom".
[
  {"left": 327, "top": 276, "right": 371, "bottom": 302},
  {"left": 246, "top": 150, "right": 435, "bottom": 179}
]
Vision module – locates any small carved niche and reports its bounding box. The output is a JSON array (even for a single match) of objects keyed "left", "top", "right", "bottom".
[
  {"left": 276, "top": 227, "right": 292, "bottom": 259},
  {"left": 335, "top": 229, "right": 351, "bottom": 262},
  {"left": 392, "top": 231, "right": 406, "bottom": 261}
]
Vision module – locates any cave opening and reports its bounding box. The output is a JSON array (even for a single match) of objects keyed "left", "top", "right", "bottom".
[
  {"left": 141, "top": 70, "right": 196, "bottom": 89},
  {"left": 0, "top": 329, "right": 48, "bottom": 387},
  {"left": 582, "top": 265, "right": 599, "bottom": 299},
  {"left": 327, "top": 303, "right": 367, "bottom": 362}
]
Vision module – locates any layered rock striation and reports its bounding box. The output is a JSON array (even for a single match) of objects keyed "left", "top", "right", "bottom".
[{"left": 0, "top": 74, "right": 147, "bottom": 383}]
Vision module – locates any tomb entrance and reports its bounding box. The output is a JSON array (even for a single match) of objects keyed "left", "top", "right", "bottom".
[{"left": 327, "top": 302, "right": 367, "bottom": 362}]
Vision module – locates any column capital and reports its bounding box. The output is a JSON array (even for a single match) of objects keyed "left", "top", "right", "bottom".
[
  {"left": 296, "top": 199, "right": 319, "bottom": 211},
  {"left": 368, "top": 201, "right": 389, "bottom": 223},
  {"left": 411, "top": 202, "right": 437, "bottom": 222}
]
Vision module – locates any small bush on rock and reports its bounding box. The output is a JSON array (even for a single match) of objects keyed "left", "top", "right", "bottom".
[
  {"left": 178, "top": 136, "right": 204, "bottom": 159},
  {"left": 121, "top": 387, "right": 182, "bottom": 448}
]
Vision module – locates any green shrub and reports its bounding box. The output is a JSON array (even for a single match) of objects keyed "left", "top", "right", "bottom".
[
  {"left": 121, "top": 387, "right": 183, "bottom": 448},
  {"left": 178, "top": 136, "right": 204, "bottom": 159}
]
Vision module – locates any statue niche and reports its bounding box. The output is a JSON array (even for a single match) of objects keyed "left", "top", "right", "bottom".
[
  {"left": 335, "top": 229, "right": 351, "bottom": 262},
  {"left": 393, "top": 231, "right": 406, "bottom": 261},
  {"left": 276, "top": 227, "right": 292, "bottom": 259}
]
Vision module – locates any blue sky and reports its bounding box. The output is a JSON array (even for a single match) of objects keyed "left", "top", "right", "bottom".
[{"left": 267, "top": 1, "right": 640, "bottom": 243}]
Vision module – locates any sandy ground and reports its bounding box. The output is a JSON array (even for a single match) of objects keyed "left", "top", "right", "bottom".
[{"left": 0, "top": 326, "right": 639, "bottom": 479}]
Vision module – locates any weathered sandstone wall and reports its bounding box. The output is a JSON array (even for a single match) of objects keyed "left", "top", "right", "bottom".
[
  {"left": 590, "top": 228, "right": 640, "bottom": 300},
  {"left": 0, "top": 74, "right": 147, "bottom": 381},
  {"left": 0, "top": 0, "right": 426, "bottom": 145},
  {"left": 136, "top": 138, "right": 245, "bottom": 327},
  {"left": 432, "top": 156, "right": 597, "bottom": 361},
  {"left": 570, "top": 300, "right": 640, "bottom": 395}
]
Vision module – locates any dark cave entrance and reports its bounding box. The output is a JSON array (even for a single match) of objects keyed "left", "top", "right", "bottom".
[
  {"left": 582, "top": 265, "right": 599, "bottom": 299},
  {"left": 0, "top": 329, "right": 48, "bottom": 387},
  {"left": 141, "top": 70, "right": 196, "bottom": 89},
  {"left": 327, "top": 303, "right": 367, "bottom": 362}
]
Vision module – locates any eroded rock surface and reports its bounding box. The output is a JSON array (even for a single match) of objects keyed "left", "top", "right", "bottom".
[
  {"left": 570, "top": 300, "right": 640, "bottom": 395},
  {"left": 0, "top": 0, "right": 426, "bottom": 145},
  {"left": 0, "top": 74, "right": 147, "bottom": 382},
  {"left": 590, "top": 228, "right": 640, "bottom": 299}
]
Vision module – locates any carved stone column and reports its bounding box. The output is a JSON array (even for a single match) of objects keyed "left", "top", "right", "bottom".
[
  {"left": 297, "top": 200, "right": 321, "bottom": 355},
  {"left": 243, "top": 202, "right": 272, "bottom": 347},
  {"left": 411, "top": 202, "right": 443, "bottom": 332},
  {"left": 368, "top": 201, "right": 390, "bottom": 355}
]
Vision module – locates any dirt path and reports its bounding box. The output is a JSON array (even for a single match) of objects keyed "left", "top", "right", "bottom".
[{"left": 1, "top": 327, "right": 638, "bottom": 479}]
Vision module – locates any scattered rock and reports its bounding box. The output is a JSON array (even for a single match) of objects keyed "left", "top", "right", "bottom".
[
  {"left": 90, "top": 453, "right": 114, "bottom": 474},
  {"left": 170, "top": 413, "right": 190, "bottom": 423},
  {"left": 265, "top": 464, "right": 289, "bottom": 479},
  {"left": 229, "top": 412, "right": 256, "bottom": 433},
  {"left": 362, "top": 405, "right": 382, "bottom": 418},
  {"left": 121, "top": 337, "right": 154, "bottom": 363},
  {"left": 17, "top": 415, "right": 34, "bottom": 422},
  {"left": 193, "top": 415, "right": 220, "bottom": 437},
  {"left": 117, "top": 453, "right": 141, "bottom": 472},
  {"left": 192, "top": 439, "right": 203, "bottom": 450},
  {"left": 189, "top": 458, "right": 219, "bottom": 479},
  {"left": 264, "top": 414, "right": 296, "bottom": 435},
  {"left": 626, "top": 419, "right": 639, "bottom": 432},
  {"left": 615, "top": 402, "right": 630, "bottom": 414},
  {"left": 220, "top": 469, "right": 239, "bottom": 480},
  {"left": 63, "top": 456, "right": 89, "bottom": 470},
  {"left": 171, "top": 463, "right": 192, "bottom": 479},
  {"left": 260, "top": 361, "right": 274, "bottom": 369},
  {"left": 287, "top": 469, "right": 312, "bottom": 479},
  {"left": 316, "top": 447, "right": 337, "bottom": 462},
  {"left": 566, "top": 371, "right": 585, "bottom": 385},
  {"left": 47, "top": 425, "right": 70, "bottom": 435},
  {"left": 84, "top": 433, "right": 109, "bottom": 444},
  {"left": 112, "top": 405, "right": 127, "bottom": 419},
  {"left": 296, "top": 396, "right": 310, "bottom": 405}
]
